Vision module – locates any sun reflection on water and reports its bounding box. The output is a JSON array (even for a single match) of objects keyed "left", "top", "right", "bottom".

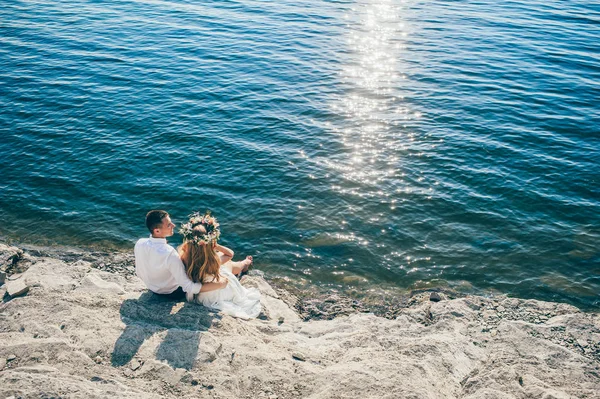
[
  {"left": 295, "top": 0, "right": 439, "bottom": 276},
  {"left": 326, "top": 0, "right": 420, "bottom": 191}
]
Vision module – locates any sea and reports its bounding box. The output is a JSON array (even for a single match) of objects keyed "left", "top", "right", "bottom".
[{"left": 1, "top": 0, "right": 598, "bottom": 310}]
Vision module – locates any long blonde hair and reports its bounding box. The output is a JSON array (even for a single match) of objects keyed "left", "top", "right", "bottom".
[{"left": 179, "top": 226, "right": 221, "bottom": 283}]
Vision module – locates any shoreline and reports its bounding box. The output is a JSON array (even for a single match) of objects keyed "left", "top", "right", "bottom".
[
  {"left": 4, "top": 239, "right": 597, "bottom": 318},
  {"left": 1, "top": 242, "right": 599, "bottom": 398}
]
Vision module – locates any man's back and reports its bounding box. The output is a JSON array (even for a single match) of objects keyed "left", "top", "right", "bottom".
[{"left": 134, "top": 236, "right": 200, "bottom": 295}]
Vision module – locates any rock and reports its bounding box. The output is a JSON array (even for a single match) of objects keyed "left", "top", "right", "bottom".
[
  {"left": 262, "top": 295, "right": 301, "bottom": 323},
  {"left": 0, "top": 358, "right": 6, "bottom": 370},
  {"left": 77, "top": 273, "right": 125, "bottom": 295},
  {"left": 0, "top": 271, "right": 6, "bottom": 285},
  {"left": 7, "top": 354, "right": 16, "bottom": 361},
  {"left": 497, "top": 306, "right": 505, "bottom": 312},
  {"left": 7, "top": 279, "right": 29, "bottom": 297},
  {"left": 130, "top": 359, "right": 141, "bottom": 370},
  {"left": 429, "top": 292, "right": 442, "bottom": 302},
  {"left": 243, "top": 275, "right": 279, "bottom": 298},
  {"left": 292, "top": 352, "right": 306, "bottom": 361},
  {"left": 1, "top": 242, "right": 599, "bottom": 399},
  {"left": 180, "top": 372, "right": 194, "bottom": 384},
  {"left": 196, "top": 334, "right": 222, "bottom": 363},
  {"left": 94, "top": 356, "right": 102, "bottom": 364}
]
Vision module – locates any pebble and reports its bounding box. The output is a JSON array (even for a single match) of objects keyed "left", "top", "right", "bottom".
[
  {"left": 7, "top": 354, "right": 16, "bottom": 361},
  {"left": 0, "top": 271, "right": 6, "bottom": 285},
  {"left": 429, "top": 292, "right": 442, "bottom": 302},
  {"left": 94, "top": 356, "right": 102, "bottom": 364},
  {"left": 123, "top": 369, "right": 134, "bottom": 377},
  {"left": 496, "top": 306, "right": 505, "bottom": 313},
  {"left": 292, "top": 352, "right": 306, "bottom": 361}
]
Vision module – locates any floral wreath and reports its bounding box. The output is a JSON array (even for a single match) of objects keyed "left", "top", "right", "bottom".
[{"left": 179, "top": 211, "right": 221, "bottom": 245}]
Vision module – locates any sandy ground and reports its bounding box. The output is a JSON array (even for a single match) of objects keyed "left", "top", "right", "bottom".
[{"left": 0, "top": 243, "right": 599, "bottom": 399}]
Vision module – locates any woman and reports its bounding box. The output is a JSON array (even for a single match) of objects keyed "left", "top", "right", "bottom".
[{"left": 178, "top": 212, "right": 261, "bottom": 319}]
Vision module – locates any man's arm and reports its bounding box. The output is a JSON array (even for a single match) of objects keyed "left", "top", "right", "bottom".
[{"left": 200, "top": 280, "right": 228, "bottom": 292}]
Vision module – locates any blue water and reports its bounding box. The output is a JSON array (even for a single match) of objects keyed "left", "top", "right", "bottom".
[{"left": 1, "top": 0, "right": 599, "bottom": 310}]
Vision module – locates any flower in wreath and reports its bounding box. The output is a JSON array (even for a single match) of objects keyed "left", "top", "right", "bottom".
[{"left": 179, "top": 211, "right": 221, "bottom": 245}]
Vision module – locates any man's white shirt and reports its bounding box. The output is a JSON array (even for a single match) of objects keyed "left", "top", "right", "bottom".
[{"left": 134, "top": 236, "right": 202, "bottom": 295}]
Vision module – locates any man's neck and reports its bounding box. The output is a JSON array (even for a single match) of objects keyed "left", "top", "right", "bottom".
[{"left": 151, "top": 234, "right": 166, "bottom": 239}]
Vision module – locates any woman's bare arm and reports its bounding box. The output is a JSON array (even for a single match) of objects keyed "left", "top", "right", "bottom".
[{"left": 215, "top": 243, "right": 234, "bottom": 264}]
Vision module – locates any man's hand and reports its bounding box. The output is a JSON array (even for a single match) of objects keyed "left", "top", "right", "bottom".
[
  {"left": 199, "top": 279, "right": 229, "bottom": 293},
  {"left": 218, "top": 279, "right": 229, "bottom": 290}
]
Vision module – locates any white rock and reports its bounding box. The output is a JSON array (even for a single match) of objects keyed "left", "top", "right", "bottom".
[
  {"left": 77, "top": 273, "right": 125, "bottom": 295},
  {"left": 242, "top": 275, "right": 279, "bottom": 298},
  {"left": 261, "top": 295, "right": 300, "bottom": 323},
  {"left": 130, "top": 359, "right": 141, "bottom": 370},
  {"left": 7, "top": 279, "right": 29, "bottom": 297}
]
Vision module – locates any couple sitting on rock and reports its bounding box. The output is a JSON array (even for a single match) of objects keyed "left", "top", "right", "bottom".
[{"left": 134, "top": 210, "right": 261, "bottom": 319}]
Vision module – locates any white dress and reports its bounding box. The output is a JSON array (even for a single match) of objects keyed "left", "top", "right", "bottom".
[{"left": 187, "top": 263, "right": 261, "bottom": 319}]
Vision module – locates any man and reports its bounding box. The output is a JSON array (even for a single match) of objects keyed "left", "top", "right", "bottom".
[{"left": 134, "top": 210, "right": 227, "bottom": 299}]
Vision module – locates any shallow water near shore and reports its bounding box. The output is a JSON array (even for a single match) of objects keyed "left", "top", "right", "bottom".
[{"left": 1, "top": 0, "right": 599, "bottom": 310}]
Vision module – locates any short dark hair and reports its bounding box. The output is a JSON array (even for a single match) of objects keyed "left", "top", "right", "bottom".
[{"left": 146, "top": 210, "right": 169, "bottom": 233}]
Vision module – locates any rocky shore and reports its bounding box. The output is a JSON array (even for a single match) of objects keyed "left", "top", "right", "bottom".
[{"left": 1, "top": 243, "right": 599, "bottom": 398}]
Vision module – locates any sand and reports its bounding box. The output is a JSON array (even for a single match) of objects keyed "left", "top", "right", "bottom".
[{"left": 0, "top": 243, "right": 598, "bottom": 399}]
